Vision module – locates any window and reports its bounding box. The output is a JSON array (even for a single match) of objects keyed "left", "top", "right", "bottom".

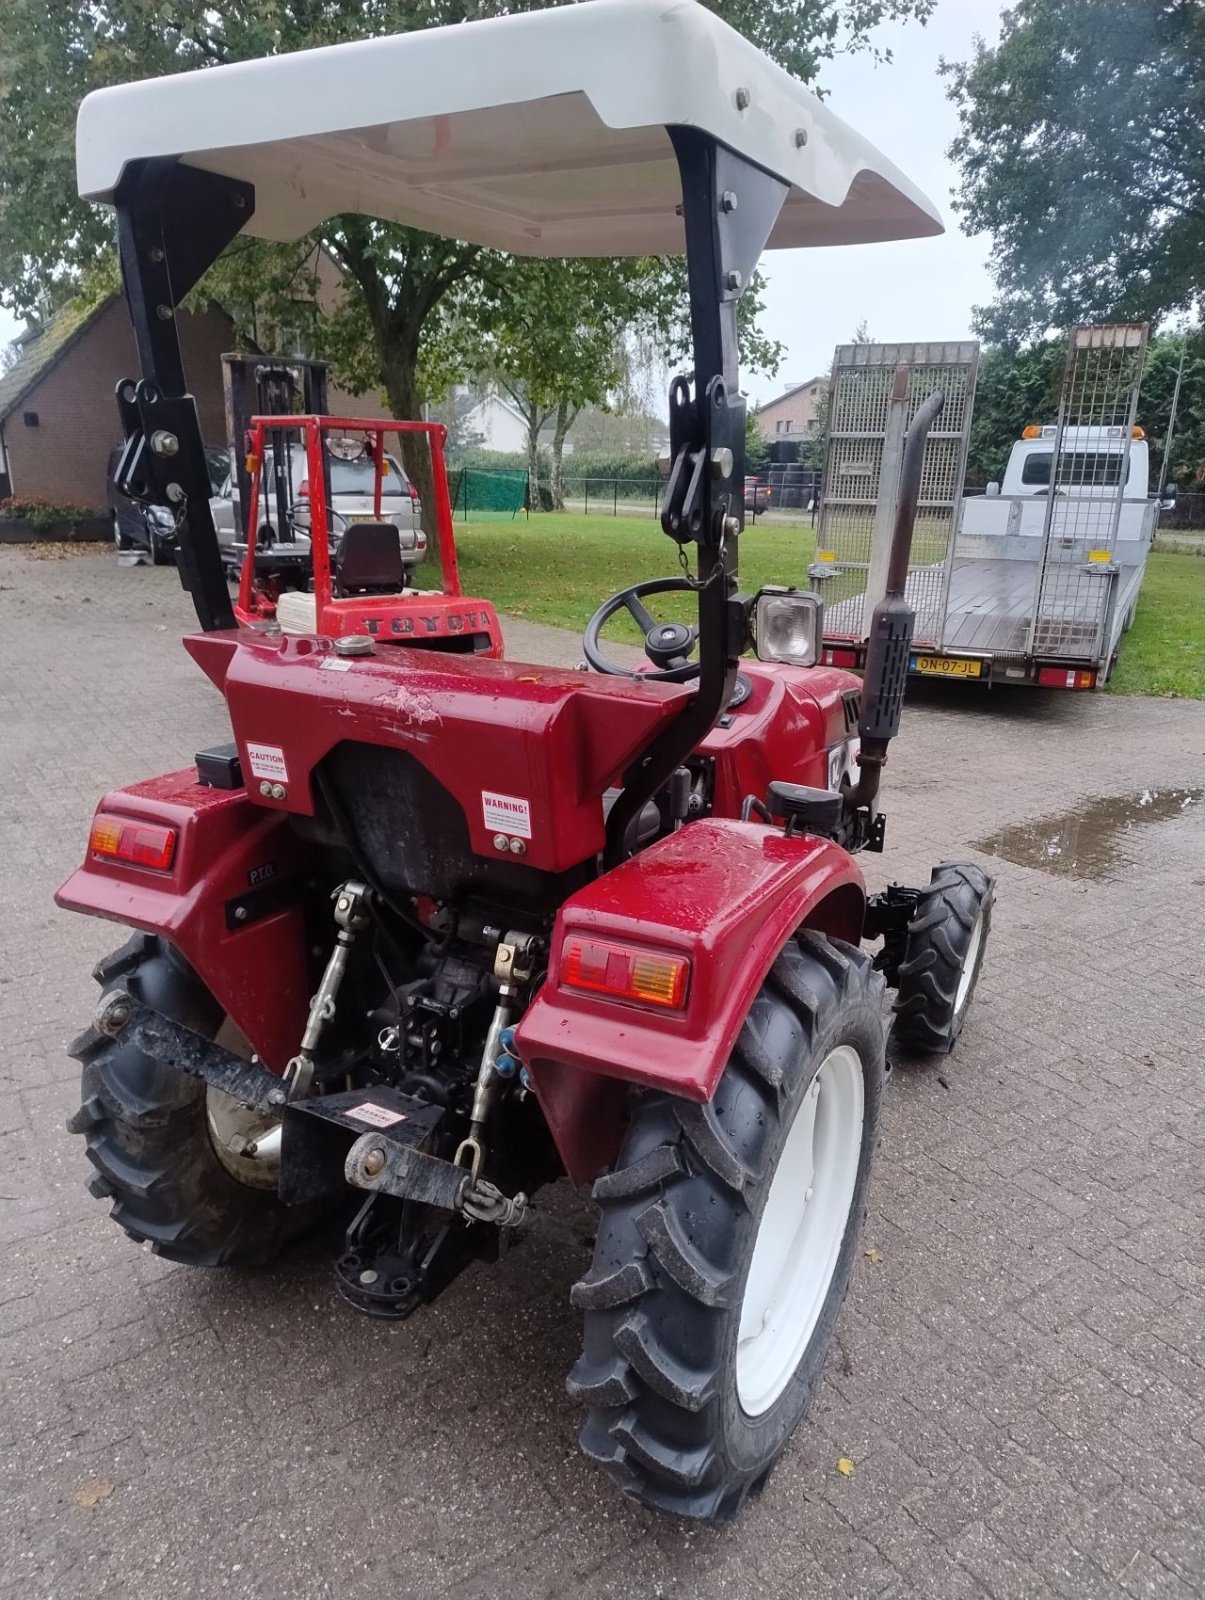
[
  {"left": 775, "top": 421, "right": 784, "bottom": 434},
  {"left": 1020, "top": 451, "right": 1126, "bottom": 489},
  {"left": 783, "top": 420, "right": 792, "bottom": 434}
]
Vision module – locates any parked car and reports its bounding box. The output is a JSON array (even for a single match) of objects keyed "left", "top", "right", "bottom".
[
  {"left": 745, "top": 474, "right": 772, "bottom": 514},
  {"left": 107, "top": 443, "right": 230, "bottom": 564},
  {"left": 210, "top": 442, "right": 427, "bottom": 581}
]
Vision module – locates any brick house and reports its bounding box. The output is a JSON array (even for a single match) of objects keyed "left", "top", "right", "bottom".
[
  {"left": 0, "top": 297, "right": 235, "bottom": 509},
  {"left": 0, "top": 284, "right": 392, "bottom": 511},
  {"left": 754, "top": 375, "right": 827, "bottom": 441}
]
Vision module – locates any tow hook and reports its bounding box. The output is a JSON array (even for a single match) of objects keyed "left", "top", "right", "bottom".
[
  {"left": 280, "top": 879, "right": 372, "bottom": 1101},
  {"left": 346, "top": 1135, "right": 528, "bottom": 1228}
]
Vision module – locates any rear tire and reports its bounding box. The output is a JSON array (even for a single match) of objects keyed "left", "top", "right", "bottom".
[
  {"left": 568, "top": 932, "right": 885, "bottom": 1519},
  {"left": 67, "top": 933, "right": 315, "bottom": 1266},
  {"left": 892, "top": 863, "right": 994, "bottom": 1055}
]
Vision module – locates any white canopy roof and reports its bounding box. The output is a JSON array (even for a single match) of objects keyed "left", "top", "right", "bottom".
[{"left": 76, "top": 0, "right": 942, "bottom": 257}]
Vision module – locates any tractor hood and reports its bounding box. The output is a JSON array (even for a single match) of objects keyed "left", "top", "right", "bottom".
[{"left": 76, "top": 0, "right": 942, "bottom": 256}]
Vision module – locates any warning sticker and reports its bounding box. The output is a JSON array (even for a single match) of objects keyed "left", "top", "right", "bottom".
[
  {"left": 319, "top": 657, "right": 354, "bottom": 673},
  {"left": 482, "top": 790, "right": 532, "bottom": 839},
  {"left": 246, "top": 742, "right": 289, "bottom": 783},
  {"left": 346, "top": 1102, "right": 407, "bottom": 1129}
]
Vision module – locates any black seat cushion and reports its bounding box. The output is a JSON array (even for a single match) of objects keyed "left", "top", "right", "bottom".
[{"left": 336, "top": 523, "right": 405, "bottom": 595}]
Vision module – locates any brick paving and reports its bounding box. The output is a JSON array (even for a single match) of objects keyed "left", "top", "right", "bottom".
[{"left": 1, "top": 543, "right": 1203, "bottom": 1600}]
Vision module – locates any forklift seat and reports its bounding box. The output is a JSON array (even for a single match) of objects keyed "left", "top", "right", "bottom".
[{"left": 336, "top": 523, "right": 405, "bottom": 595}]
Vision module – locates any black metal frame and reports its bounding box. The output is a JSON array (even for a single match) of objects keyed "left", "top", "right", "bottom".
[
  {"left": 603, "top": 131, "right": 787, "bottom": 865},
  {"left": 113, "top": 159, "right": 255, "bottom": 631}
]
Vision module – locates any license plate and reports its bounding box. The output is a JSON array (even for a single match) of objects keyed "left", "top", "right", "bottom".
[{"left": 910, "top": 654, "right": 984, "bottom": 679}]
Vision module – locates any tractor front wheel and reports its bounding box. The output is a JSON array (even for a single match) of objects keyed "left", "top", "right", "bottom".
[
  {"left": 68, "top": 933, "right": 315, "bottom": 1266},
  {"left": 569, "top": 932, "right": 885, "bottom": 1519},
  {"left": 892, "top": 863, "right": 994, "bottom": 1055}
]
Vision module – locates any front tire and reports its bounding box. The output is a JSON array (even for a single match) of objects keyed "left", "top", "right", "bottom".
[
  {"left": 892, "top": 863, "right": 994, "bottom": 1055},
  {"left": 568, "top": 932, "right": 885, "bottom": 1519},
  {"left": 67, "top": 933, "right": 314, "bottom": 1266}
]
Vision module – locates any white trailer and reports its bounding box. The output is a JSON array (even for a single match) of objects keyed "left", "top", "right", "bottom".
[{"left": 821, "top": 324, "right": 1162, "bottom": 689}]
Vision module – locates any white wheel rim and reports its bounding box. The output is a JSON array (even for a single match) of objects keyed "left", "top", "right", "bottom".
[
  {"left": 736, "top": 1044, "right": 865, "bottom": 1417},
  {"left": 955, "top": 912, "right": 985, "bottom": 1016},
  {"left": 204, "top": 1019, "right": 281, "bottom": 1190}
]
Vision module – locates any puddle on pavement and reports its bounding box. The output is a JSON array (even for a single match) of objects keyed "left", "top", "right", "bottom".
[{"left": 976, "top": 787, "right": 1203, "bottom": 881}]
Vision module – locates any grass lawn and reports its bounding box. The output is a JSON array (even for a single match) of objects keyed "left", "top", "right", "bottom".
[
  {"left": 447, "top": 513, "right": 1205, "bottom": 699},
  {"left": 1108, "top": 549, "right": 1205, "bottom": 699},
  {"left": 453, "top": 512, "right": 816, "bottom": 637}
]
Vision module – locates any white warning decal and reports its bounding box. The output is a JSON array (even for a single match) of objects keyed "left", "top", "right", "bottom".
[
  {"left": 482, "top": 790, "right": 532, "bottom": 839},
  {"left": 346, "top": 1102, "right": 407, "bottom": 1129},
  {"left": 246, "top": 742, "right": 289, "bottom": 783}
]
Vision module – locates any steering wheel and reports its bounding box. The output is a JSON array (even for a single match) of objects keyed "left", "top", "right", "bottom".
[{"left": 583, "top": 577, "right": 702, "bottom": 682}]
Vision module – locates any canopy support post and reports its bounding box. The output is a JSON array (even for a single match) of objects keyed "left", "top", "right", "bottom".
[
  {"left": 113, "top": 159, "right": 255, "bottom": 632},
  {"left": 604, "top": 130, "right": 787, "bottom": 866}
]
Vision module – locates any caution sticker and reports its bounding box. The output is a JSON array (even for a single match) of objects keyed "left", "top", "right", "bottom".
[
  {"left": 482, "top": 790, "right": 532, "bottom": 839},
  {"left": 246, "top": 742, "right": 289, "bottom": 783},
  {"left": 346, "top": 1102, "right": 407, "bottom": 1129}
]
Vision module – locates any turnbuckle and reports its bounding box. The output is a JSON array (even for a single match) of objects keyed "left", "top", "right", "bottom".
[
  {"left": 283, "top": 880, "right": 372, "bottom": 1100},
  {"left": 453, "top": 931, "right": 539, "bottom": 1179}
]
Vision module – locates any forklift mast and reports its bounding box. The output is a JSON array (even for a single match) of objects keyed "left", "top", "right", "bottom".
[{"left": 221, "top": 354, "right": 332, "bottom": 541}]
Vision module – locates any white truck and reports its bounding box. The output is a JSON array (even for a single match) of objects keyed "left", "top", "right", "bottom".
[{"left": 945, "top": 422, "right": 1163, "bottom": 686}]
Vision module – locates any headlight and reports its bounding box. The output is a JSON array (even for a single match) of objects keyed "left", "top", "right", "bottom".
[{"left": 753, "top": 588, "right": 823, "bottom": 666}]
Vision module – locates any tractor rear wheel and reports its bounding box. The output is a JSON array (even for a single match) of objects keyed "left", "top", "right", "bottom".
[
  {"left": 568, "top": 932, "right": 885, "bottom": 1519},
  {"left": 67, "top": 932, "right": 315, "bottom": 1266},
  {"left": 891, "top": 862, "right": 994, "bottom": 1055}
]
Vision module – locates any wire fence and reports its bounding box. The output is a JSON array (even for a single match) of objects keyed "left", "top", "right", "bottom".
[
  {"left": 1156, "top": 491, "right": 1205, "bottom": 533},
  {"left": 557, "top": 476, "right": 820, "bottom": 525}
]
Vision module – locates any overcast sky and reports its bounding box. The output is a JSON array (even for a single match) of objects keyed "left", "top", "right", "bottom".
[
  {"left": 749, "top": 0, "right": 1005, "bottom": 403},
  {"left": 1, "top": 0, "right": 1007, "bottom": 394}
]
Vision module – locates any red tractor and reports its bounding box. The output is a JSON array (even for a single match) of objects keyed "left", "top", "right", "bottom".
[{"left": 64, "top": 0, "right": 993, "bottom": 1519}]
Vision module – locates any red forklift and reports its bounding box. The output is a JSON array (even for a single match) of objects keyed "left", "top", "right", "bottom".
[{"left": 63, "top": 0, "right": 993, "bottom": 1518}]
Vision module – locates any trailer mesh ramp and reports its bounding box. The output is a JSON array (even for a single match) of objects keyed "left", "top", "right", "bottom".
[
  {"left": 817, "top": 342, "right": 978, "bottom": 642},
  {"left": 1028, "top": 324, "right": 1149, "bottom": 662}
]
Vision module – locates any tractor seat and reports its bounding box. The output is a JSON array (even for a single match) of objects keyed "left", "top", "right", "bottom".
[{"left": 336, "top": 523, "right": 405, "bottom": 596}]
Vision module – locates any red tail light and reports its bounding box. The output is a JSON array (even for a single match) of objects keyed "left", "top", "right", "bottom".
[
  {"left": 562, "top": 936, "right": 690, "bottom": 1010},
  {"left": 1037, "top": 666, "right": 1096, "bottom": 690},
  {"left": 89, "top": 815, "right": 177, "bottom": 872},
  {"left": 298, "top": 477, "right": 309, "bottom": 499},
  {"left": 822, "top": 647, "right": 859, "bottom": 668}
]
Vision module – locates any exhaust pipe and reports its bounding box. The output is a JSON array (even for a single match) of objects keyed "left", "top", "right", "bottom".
[{"left": 845, "top": 390, "right": 946, "bottom": 810}]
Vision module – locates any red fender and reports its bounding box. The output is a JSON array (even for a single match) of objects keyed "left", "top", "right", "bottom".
[
  {"left": 514, "top": 818, "right": 865, "bottom": 1186},
  {"left": 55, "top": 769, "right": 311, "bottom": 1073}
]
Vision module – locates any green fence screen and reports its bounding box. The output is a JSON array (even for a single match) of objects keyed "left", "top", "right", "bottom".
[{"left": 448, "top": 467, "right": 529, "bottom": 519}]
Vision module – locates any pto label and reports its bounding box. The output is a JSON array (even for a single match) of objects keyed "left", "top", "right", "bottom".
[
  {"left": 482, "top": 790, "right": 532, "bottom": 839},
  {"left": 246, "top": 743, "right": 289, "bottom": 783}
]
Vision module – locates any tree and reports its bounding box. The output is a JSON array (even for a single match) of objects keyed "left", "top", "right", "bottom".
[
  {"left": 1, "top": 0, "right": 932, "bottom": 505},
  {"left": 945, "top": 0, "right": 1205, "bottom": 345},
  {"left": 963, "top": 332, "right": 1205, "bottom": 487},
  {"left": 466, "top": 256, "right": 675, "bottom": 509},
  {"left": 965, "top": 341, "right": 1064, "bottom": 484}
]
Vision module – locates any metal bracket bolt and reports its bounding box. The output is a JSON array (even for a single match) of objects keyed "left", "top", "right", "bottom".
[{"left": 94, "top": 992, "right": 132, "bottom": 1037}]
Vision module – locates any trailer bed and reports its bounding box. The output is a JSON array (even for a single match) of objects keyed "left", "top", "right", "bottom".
[{"left": 824, "top": 552, "right": 1146, "bottom": 678}]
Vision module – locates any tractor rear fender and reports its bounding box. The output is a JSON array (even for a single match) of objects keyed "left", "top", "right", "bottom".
[
  {"left": 55, "top": 768, "right": 311, "bottom": 1073},
  {"left": 513, "top": 817, "right": 865, "bottom": 1186}
]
